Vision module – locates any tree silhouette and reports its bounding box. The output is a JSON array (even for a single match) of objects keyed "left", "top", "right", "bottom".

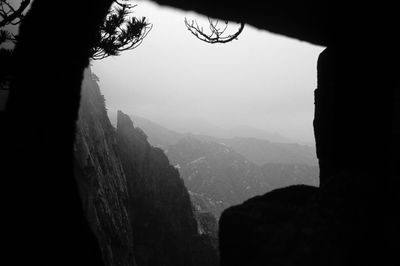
[
  {"left": 90, "top": 1, "right": 152, "bottom": 60},
  {"left": 0, "top": 0, "right": 31, "bottom": 46},
  {"left": 0, "top": 0, "right": 151, "bottom": 60},
  {"left": 184, "top": 17, "right": 244, "bottom": 44}
]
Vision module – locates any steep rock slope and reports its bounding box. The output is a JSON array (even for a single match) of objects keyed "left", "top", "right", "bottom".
[
  {"left": 189, "top": 191, "right": 220, "bottom": 242},
  {"left": 107, "top": 111, "right": 183, "bottom": 149},
  {"left": 116, "top": 111, "right": 218, "bottom": 266},
  {"left": 74, "top": 69, "right": 218, "bottom": 266},
  {"left": 74, "top": 69, "right": 135, "bottom": 266}
]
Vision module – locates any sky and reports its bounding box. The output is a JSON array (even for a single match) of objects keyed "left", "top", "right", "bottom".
[{"left": 92, "top": 1, "right": 325, "bottom": 144}]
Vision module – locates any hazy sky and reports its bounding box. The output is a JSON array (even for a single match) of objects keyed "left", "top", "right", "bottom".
[{"left": 92, "top": 1, "right": 325, "bottom": 144}]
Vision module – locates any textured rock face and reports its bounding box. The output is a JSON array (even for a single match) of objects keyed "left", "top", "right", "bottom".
[
  {"left": 74, "top": 69, "right": 218, "bottom": 266},
  {"left": 74, "top": 69, "right": 136, "bottom": 266},
  {"left": 189, "top": 191, "right": 219, "bottom": 243},
  {"left": 116, "top": 111, "right": 218, "bottom": 266}
]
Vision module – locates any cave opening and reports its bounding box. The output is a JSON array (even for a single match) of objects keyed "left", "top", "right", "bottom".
[
  {"left": 81, "top": 2, "right": 325, "bottom": 265},
  {"left": 2, "top": 0, "right": 398, "bottom": 265}
]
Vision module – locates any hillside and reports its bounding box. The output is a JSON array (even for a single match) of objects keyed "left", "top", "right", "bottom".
[{"left": 167, "top": 136, "right": 318, "bottom": 218}]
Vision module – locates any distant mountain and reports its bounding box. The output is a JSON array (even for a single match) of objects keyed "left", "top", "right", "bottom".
[
  {"left": 167, "top": 136, "right": 319, "bottom": 219},
  {"left": 115, "top": 114, "right": 318, "bottom": 167},
  {"left": 130, "top": 114, "right": 184, "bottom": 148},
  {"left": 198, "top": 136, "right": 318, "bottom": 166},
  {"left": 108, "top": 111, "right": 303, "bottom": 143},
  {"left": 260, "top": 163, "right": 319, "bottom": 188},
  {"left": 167, "top": 136, "right": 272, "bottom": 215},
  {"left": 227, "top": 125, "right": 292, "bottom": 143}
]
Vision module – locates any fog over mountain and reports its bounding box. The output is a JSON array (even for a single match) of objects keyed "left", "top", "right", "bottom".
[
  {"left": 93, "top": 1, "right": 324, "bottom": 144},
  {"left": 108, "top": 111, "right": 317, "bottom": 166},
  {"left": 109, "top": 111, "right": 297, "bottom": 144}
]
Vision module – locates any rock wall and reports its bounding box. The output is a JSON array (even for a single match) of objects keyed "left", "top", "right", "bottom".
[
  {"left": 74, "top": 69, "right": 218, "bottom": 266},
  {"left": 116, "top": 110, "right": 218, "bottom": 266},
  {"left": 74, "top": 69, "right": 136, "bottom": 266},
  {"left": 218, "top": 46, "right": 400, "bottom": 266}
]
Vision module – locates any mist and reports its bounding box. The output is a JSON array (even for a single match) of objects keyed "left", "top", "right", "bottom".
[{"left": 92, "top": 1, "right": 325, "bottom": 144}]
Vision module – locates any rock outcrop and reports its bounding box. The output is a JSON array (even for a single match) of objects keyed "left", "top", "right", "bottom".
[
  {"left": 219, "top": 185, "right": 318, "bottom": 266},
  {"left": 74, "top": 69, "right": 136, "bottom": 266},
  {"left": 217, "top": 46, "right": 400, "bottom": 266},
  {"left": 116, "top": 111, "right": 218, "bottom": 266},
  {"left": 74, "top": 69, "right": 218, "bottom": 266}
]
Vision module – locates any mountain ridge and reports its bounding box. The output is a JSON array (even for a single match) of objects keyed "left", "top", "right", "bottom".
[
  {"left": 108, "top": 111, "right": 318, "bottom": 166},
  {"left": 167, "top": 135, "right": 319, "bottom": 219}
]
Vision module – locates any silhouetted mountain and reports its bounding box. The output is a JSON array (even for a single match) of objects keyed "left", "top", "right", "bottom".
[
  {"left": 166, "top": 135, "right": 318, "bottom": 218},
  {"left": 75, "top": 69, "right": 218, "bottom": 266}
]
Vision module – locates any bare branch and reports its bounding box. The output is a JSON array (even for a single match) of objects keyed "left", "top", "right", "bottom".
[
  {"left": 184, "top": 17, "right": 245, "bottom": 44},
  {"left": 0, "top": 0, "right": 30, "bottom": 28}
]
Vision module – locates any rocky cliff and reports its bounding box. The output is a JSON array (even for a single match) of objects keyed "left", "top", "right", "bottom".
[
  {"left": 74, "top": 69, "right": 135, "bottom": 266},
  {"left": 116, "top": 111, "right": 218, "bottom": 266},
  {"left": 74, "top": 69, "right": 218, "bottom": 266}
]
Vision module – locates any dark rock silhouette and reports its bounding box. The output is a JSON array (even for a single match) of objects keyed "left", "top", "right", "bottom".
[
  {"left": 1, "top": 0, "right": 398, "bottom": 265},
  {"left": 116, "top": 111, "right": 218, "bottom": 266},
  {"left": 219, "top": 185, "right": 317, "bottom": 266},
  {"left": 217, "top": 45, "right": 399, "bottom": 265},
  {"left": 1, "top": 1, "right": 114, "bottom": 264}
]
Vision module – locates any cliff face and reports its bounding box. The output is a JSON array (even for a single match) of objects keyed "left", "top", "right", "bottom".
[
  {"left": 116, "top": 111, "right": 218, "bottom": 266},
  {"left": 74, "top": 69, "right": 135, "bottom": 266},
  {"left": 74, "top": 69, "right": 218, "bottom": 266}
]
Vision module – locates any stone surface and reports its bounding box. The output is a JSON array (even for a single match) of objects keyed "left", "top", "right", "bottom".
[
  {"left": 116, "top": 110, "right": 218, "bottom": 266},
  {"left": 74, "top": 69, "right": 136, "bottom": 266},
  {"left": 74, "top": 69, "right": 218, "bottom": 266}
]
